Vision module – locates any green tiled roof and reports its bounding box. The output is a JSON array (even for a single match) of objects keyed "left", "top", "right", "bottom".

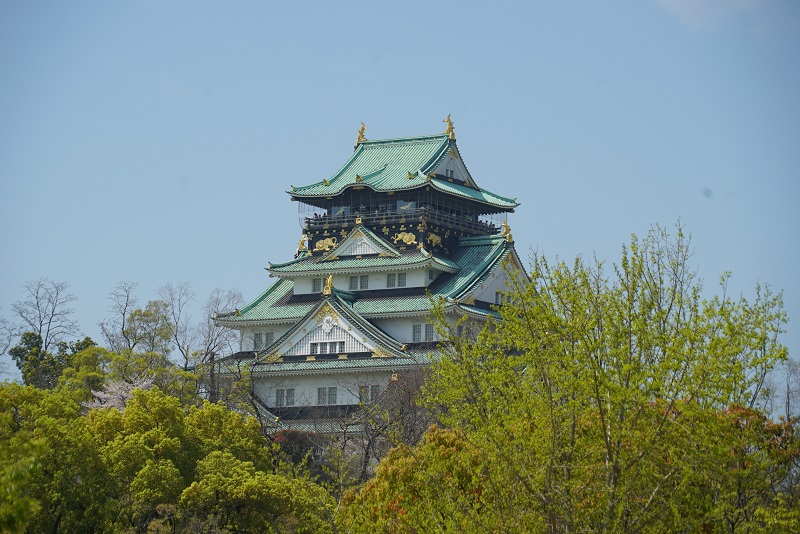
[
  {"left": 289, "top": 134, "right": 517, "bottom": 210},
  {"left": 216, "top": 235, "right": 516, "bottom": 325},
  {"left": 269, "top": 249, "right": 460, "bottom": 275},
  {"left": 250, "top": 351, "right": 435, "bottom": 375},
  {"left": 215, "top": 278, "right": 314, "bottom": 324},
  {"left": 434, "top": 235, "right": 513, "bottom": 300}
]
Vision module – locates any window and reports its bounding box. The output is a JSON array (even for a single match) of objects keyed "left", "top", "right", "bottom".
[
  {"left": 387, "top": 273, "right": 405, "bottom": 288},
  {"left": 265, "top": 332, "right": 274, "bottom": 346},
  {"left": 311, "top": 341, "right": 345, "bottom": 355},
  {"left": 412, "top": 324, "right": 422, "bottom": 343},
  {"left": 276, "top": 388, "right": 295, "bottom": 407},
  {"left": 428, "top": 269, "right": 436, "bottom": 281},
  {"left": 254, "top": 332, "right": 263, "bottom": 351},
  {"left": 425, "top": 324, "right": 434, "bottom": 342},
  {"left": 312, "top": 278, "right": 322, "bottom": 292},
  {"left": 350, "top": 275, "right": 369, "bottom": 290},
  {"left": 319, "top": 386, "right": 337, "bottom": 405},
  {"left": 360, "top": 385, "right": 381, "bottom": 403}
]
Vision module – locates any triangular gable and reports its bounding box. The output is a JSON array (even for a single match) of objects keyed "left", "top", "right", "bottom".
[
  {"left": 319, "top": 224, "right": 400, "bottom": 261},
  {"left": 256, "top": 295, "right": 406, "bottom": 364},
  {"left": 430, "top": 146, "right": 477, "bottom": 188},
  {"left": 457, "top": 244, "right": 528, "bottom": 304}
]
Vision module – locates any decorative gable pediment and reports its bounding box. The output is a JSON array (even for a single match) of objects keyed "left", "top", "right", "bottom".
[
  {"left": 257, "top": 300, "right": 399, "bottom": 363},
  {"left": 320, "top": 225, "right": 400, "bottom": 261}
]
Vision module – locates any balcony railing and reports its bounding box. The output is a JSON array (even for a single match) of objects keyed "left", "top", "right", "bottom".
[{"left": 304, "top": 207, "right": 499, "bottom": 236}]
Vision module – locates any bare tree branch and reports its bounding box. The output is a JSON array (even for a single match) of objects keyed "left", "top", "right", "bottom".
[
  {"left": 11, "top": 278, "right": 79, "bottom": 353},
  {"left": 158, "top": 282, "right": 196, "bottom": 369},
  {"left": 99, "top": 281, "right": 139, "bottom": 353}
]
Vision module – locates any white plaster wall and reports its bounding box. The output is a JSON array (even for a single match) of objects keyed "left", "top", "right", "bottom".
[
  {"left": 372, "top": 315, "right": 436, "bottom": 343},
  {"left": 241, "top": 325, "right": 291, "bottom": 352},
  {"left": 293, "top": 277, "right": 317, "bottom": 295},
  {"left": 253, "top": 370, "right": 394, "bottom": 408}
]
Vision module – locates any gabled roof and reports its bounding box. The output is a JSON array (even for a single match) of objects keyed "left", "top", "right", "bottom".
[
  {"left": 268, "top": 222, "right": 460, "bottom": 276},
  {"left": 216, "top": 234, "right": 520, "bottom": 325},
  {"left": 230, "top": 290, "right": 424, "bottom": 376},
  {"left": 321, "top": 224, "right": 400, "bottom": 260},
  {"left": 433, "top": 235, "right": 518, "bottom": 300},
  {"left": 289, "top": 134, "right": 517, "bottom": 211}
]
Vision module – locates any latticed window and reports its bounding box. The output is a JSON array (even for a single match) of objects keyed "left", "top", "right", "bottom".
[
  {"left": 429, "top": 269, "right": 436, "bottom": 281},
  {"left": 317, "top": 387, "right": 327, "bottom": 405},
  {"left": 412, "top": 324, "right": 422, "bottom": 342},
  {"left": 254, "top": 332, "right": 263, "bottom": 351},
  {"left": 387, "top": 273, "right": 396, "bottom": 288},
  {"left": 425, "top": 324, "right": 434, "bottom": 342},
  {"left": 276, "top": 388, "right": 295, "bottom": 407},
  {"left": 265, "top": 332, "right": 274, "bottom": 346},
  {"left": 349, "top": 276, "right": 359, "bottom": 290},
  {"left": 360, "top": 275, "right": 369, "bottom": 289},
  {"left": 312, "top": 278, "right": 322, "bottom": 292},
  {"left": 370, "top": 384, "right": 380, "bottom": 401},
  {"left": 328, "top": 387, "right": 337, "bottom": 404},
  {"left": 397, "top": 273, "right": 406, "bottom": 287}
]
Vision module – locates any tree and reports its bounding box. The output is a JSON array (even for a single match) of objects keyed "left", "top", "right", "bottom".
[
  {"left": 124, "top": 300, "right": 173, "bottom": 355},
  {"left": 11, "top": 279, "right": 79, "bottom": 353},
  {"left": 8, "top": 334, "right": 97, "bottom": 390},
  {"left": 98, "top": 281, "right": 140, "bottom": 353},
  {"left": 158, "top": 282, "right": 195, "bottom": 369},
  {"left": 343, "top": 224, "right": 795, "bottom": 532}
]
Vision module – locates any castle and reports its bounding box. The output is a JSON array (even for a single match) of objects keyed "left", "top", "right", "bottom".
[{"left": 214, "top": 119, "right": 525, "bottom": 432}]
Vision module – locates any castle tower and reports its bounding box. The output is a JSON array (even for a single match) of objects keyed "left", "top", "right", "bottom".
[{"left": 215, "top": 122, "right": 525, "bottom": 431}]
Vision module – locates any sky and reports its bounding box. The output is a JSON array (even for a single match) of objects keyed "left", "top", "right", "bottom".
[{"left": 1, "top": 1, "right": 798, "bottom": 378}]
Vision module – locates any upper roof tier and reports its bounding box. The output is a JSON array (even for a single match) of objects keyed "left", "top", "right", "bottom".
[{"left": 289, "top": 133, "right": 518, "bottom": 211}]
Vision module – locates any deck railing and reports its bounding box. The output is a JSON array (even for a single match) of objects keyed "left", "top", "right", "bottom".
[{"left": 304, "top": 208, "right": 499, "bottom": 235}]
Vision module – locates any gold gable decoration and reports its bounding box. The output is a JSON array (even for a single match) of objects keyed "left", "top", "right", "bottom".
[
  {"left": 322, "top": 275, "right": 334, "bottom": 296},
  {"left": 314, "top": 301, "right": 339, "bottom": 321}
]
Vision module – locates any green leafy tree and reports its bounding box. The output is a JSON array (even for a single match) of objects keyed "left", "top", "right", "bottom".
[
  {"left": 9, "top": 334, "right": 97, "bottom": 390},
  {"left": 343, "top": 224, "right": 796, "bottom": 532},
  {"left": 124, "top": 300, "right": 174, "bottom": 356}
]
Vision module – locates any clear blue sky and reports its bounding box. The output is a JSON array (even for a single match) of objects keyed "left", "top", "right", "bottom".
[{"left": 1, "top": 1, "right": 798, "bottom": 377}]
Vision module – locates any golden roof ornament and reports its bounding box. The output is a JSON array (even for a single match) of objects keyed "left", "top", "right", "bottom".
[
  {"left": 356, "top": 122, "right": 368, "bottom": 145},
  {"left": 322, "top": 274, "right": 334, "bottom": 295},
  {"left": 443, "top": 114, "right": 455, "bottom": 140},
  {"left": 501, "top": 220, "right": 513, "bottom": 243},
  {"left": 295, "top": 233, "right": 308, "bottom": 258}
]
